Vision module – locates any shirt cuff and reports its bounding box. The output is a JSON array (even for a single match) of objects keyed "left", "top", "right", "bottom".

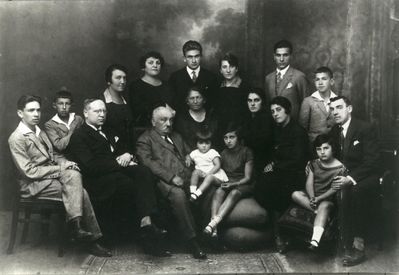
[{"left": 346, "top": 175, "right": 357, "bottom": 185}]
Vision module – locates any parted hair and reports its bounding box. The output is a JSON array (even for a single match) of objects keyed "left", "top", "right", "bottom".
[
  {"left": 104, "top": 64, "right": 128, "bottom": 83},
  {"left": 17, "top": 95, "right": 41, "bottom": 110},
  {"left": 182, "top": 40, "right": 202, "bottom": 56}
]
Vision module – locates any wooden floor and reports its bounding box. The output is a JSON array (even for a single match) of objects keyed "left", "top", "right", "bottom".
[{"left": 0, "top": 211, "right": 398, "bottom": 274}]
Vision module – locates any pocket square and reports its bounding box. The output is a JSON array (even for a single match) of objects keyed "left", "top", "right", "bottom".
[
  {"left": 114, "top": 136, "right": 119, "bottom": 142},
  {"left": 286, "top": 82, "right": 293, "bottom": 89},
  {"left": 353, "top": 140, "right": 359, "bottom": 146}
]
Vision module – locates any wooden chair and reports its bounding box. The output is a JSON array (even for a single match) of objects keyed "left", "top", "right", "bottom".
[{"left": 7, "top": 189, "right": 68, "bottom": 257}]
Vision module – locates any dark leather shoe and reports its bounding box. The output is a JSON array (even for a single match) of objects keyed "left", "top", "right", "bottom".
[
  {"left": 70, "top": 218, "right": 93, "bottom": 241},
  {"left": 188, "top": 239, "right": 207, "bottom": 259},
  {"left": 275, "top": 236, "right": 289, "bottom": 254},
  {"left": 342, "top": 248, "right": 366, "bottom": 266},
  {"left": 141, "top": 240, "right": 172, "bottom": 257},
  {"left": 88, "top": 242, "right": 112, "bottom": 257},
  {"left": 140, "top": 224, "right": 167, "bottom": 240}
]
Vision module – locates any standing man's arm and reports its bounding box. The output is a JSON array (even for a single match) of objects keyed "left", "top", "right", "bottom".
[
  {"left": 296, "top": 73, "right": 309, "bottom": 104},
  {"left": 298, "top": 98, "right": 311, "bottom": 131}
]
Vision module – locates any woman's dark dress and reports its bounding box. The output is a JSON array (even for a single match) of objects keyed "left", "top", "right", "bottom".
[
  {"left": 128, "top": 79, "right": 174, "bottom": 127},
  {"left": 174, "top": 109, "right": 219, "bottom": 151},
  {"left": 254, "top": 119, "right": 309, "bottom": 211}
]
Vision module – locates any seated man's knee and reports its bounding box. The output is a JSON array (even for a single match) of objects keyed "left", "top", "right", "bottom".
[
  {"left": 215, "top": 188, "right": 226, "bottom": 197},
  {"left": 169, "top": 187, "right": 187, "bottom": 202}
]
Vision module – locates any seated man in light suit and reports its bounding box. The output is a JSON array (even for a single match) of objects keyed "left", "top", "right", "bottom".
[
  {"left": 8, "top": 95, "right": 111, "bottom": 257},
  {"left": 136, "top": 105, "right": 207, "bottom": 259},
  {"left": 329, "top": 96, "right": 380, "bottom": 266}
]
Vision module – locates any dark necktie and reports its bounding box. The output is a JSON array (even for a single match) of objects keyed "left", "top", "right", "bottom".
[
  {"left": 339, "top": 126, "right": 345, "bottom": 156},
  {"left": 97, "top": 127, "right": 114, "bottom": 152},
  {"left": 191, "top": 71, "right": 197, "bottom": 83},
  {"left": 275, "top": 71, "right": 282, "bottom": 95}
]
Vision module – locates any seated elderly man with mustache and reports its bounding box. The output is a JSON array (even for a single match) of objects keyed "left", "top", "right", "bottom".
[{"left": 136, "top": 104, "right": 207, "bottom": 259}]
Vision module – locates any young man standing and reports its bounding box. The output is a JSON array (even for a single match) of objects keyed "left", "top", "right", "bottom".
[
  {"left": 265, "top": 40, "right": 309, "bottom": 119},
  {"left": 169, "top": 40, "right": 218, "bottom": 112}
]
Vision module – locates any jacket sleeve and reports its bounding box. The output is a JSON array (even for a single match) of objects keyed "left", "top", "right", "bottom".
[
  {"left": 44, "top": 121, "right": 71, "bottom": 152},
  {"left": 136, "top": 135, "right": 175, "bottom": 183},
  {"left": 298, "top": 98, "right": 311, "bottom": 131},
  {"left": 296, "top": 73, "right": 309, "bottom": 102},
  {"left": 68, "top": 131, "right": 121, "bottom": 176},
  {"left": 8, "top": 136, "right": 61, "bottom": 180}
]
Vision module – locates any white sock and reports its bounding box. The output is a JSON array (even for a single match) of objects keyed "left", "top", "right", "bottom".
[
  {"left": 190, "top": 185, "right": 197, "bottom": 194},
  {"left": 209, "top": 215, "right": 222, "bottom": 228},
  {"left": 353, "top": 237, "right": 365, "bottom": 251},
  {"left": 311, "top": 226, "right": 324, "bottom": 245},
  {"left": 194, "top": 189, "right": 202, "bottom": 197}
]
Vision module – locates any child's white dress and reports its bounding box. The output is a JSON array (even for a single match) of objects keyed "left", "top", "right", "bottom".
[{"left": 190, "top": 149, "right": 229, "bottom": 182}]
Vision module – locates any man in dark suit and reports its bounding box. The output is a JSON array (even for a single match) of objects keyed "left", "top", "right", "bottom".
[
  {"left": 169, "top": 40, "right": 218, "bottom": 112},
  {"left": 265, "top": 40, "right": 309, "bottom": 120},
  {"left": 136, "top": 105, "right": 207, "bottom": 259},
  {"left": 329, "top": 96, "right": 380, "bottom": 266},
  {"left": 68, "top": 99, "right": 170, "bottom": 256}
]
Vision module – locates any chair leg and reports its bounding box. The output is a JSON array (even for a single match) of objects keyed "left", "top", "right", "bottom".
[
  {"left": 57, "top": 213, "right": 67, "bottom": 257},
  {"left": 7, "top": 207, "right": 20, "bottom": 254},
  {"left": 40, "top": 212, "right": 51, "bottom": 242},
  {"left": 20, "top": 208, "right": 32, "bottom": 244}
]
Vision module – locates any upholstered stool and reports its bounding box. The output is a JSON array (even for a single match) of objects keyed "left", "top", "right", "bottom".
[{"left": 220, "top": 198, "right": 272, "bottom": 250}]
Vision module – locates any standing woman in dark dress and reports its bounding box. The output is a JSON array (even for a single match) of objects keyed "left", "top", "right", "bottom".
[
  {"left": 128, "top": 51, "right": 174, "bottom": 127},
  {"left": 254, "top": 96, "right": 308, "bottom": 253},
  {"left": 242, "top": 88, "right": 274, "bottom": 175},
  {"left": 174, "top": 86, "right": 219, "bottom": 150},
  {"left": 216, "top": 53, "right": 250, "bottom": 126},
  {"left": 102, "top": 64, "right": 135, "bottom": 152}
]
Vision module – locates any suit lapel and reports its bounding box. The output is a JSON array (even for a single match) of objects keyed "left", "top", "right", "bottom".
[
  {"left": 278, "top": 67, "right": 293, "bottom": 95},
  {"left": 151, "top": 129, "right": 183, "bottom": 157},
  {"left": 344, "top": 120, "right": 355, "bottom": 156},
  {"left": 27, "top": 133, "right": 51, "bottom": 159},
  {"left": 315, "top": 100, "right": 328, "bottom": 116}
]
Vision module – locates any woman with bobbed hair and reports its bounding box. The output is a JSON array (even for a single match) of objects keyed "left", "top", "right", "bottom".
[
  {"left": 254, "top": 96, "right": 308, "bottom": 253},
  {"left": 174, "top": 86, "right": 219, "bottom": 150},
  {"left": 128, "top": 51, "right": 174, "bottom": 127},
  {"left": 241, "top": 88, "right": 274, "bottom": 175},
  {"left": 215, "top": 53, "right": 250, "bottom": 126}
]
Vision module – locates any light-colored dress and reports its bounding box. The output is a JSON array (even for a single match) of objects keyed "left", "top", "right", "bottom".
[{"left": 190, "top": 149, "right": 228, "bottom": 182}]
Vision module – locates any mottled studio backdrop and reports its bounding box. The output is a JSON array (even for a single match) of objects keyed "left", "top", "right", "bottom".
[{"left": 0, "top": 0, "right": 397, "bottom": 209}]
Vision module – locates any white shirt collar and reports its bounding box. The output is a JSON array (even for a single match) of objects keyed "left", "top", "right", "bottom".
[
  {"left": 103, "top": 88, "right": 126, "bottom": 104},
  {"left": 51, "top": 113, "right": 76, "bottom": 130},
  {"left": 186, "top": 66, "right": 200, "bottom": 79},
  {"left": 17, "top": 121, "right": 41, "bottom": 137},
  {"left": 311, "top": 90, "right": 337, "bottom": 101},
  {"left": 276, "top": 65, "right": 290, "bottom": 78},
  {"left": 341, "top": 117, "right": 351, "bottom": 137},
  {"left": 311, "top": 90, "right": 337, "bottom": 111}
]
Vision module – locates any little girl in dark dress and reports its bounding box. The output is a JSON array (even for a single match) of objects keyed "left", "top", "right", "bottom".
[
  {"left": 203, "top": 123, "right": 254, "bottom": 238},
  {"left": 292, "top": 134, "right": 347, "bottom": 249}
]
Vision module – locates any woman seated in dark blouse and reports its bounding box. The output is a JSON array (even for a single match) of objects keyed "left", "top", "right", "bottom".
[
  {"left": 101, "top": 63, "right": 135, "bottom": 152},
  {"left": 128, "top": 51, "right": 174, "bottom": 127},
  {"left": 242, "top": 88, "right": 274, "bottom": 175},
  {"left": 254, "top": 96, "right": 309, "bottom": 253},
  {"left": 174, "top": 86, "right": 219, "bottom": 150},
  {"left": 216, "top": 53, "right": 250, "bottom": 126}
]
